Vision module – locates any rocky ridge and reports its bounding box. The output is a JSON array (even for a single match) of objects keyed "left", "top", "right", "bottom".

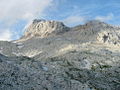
[{"left": 19, "top": 19, "right": 70, "bottom": 41}]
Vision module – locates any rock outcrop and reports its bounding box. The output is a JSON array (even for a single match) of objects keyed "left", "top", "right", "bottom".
[
  {"left": 20, "top": 19, "right": 70, "bottom": 41},
  {"left": 73, "top": 20, "right": 120, "bottom": 46},
  {"left": 97, "top": 29, "right": 120, "bottom": 46}
]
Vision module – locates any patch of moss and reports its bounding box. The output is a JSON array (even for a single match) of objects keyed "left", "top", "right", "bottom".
[
  {"left": 91, "top": 65, "right": 97, "bottom": 71},
  {"left": 100, "top": 65, "right": 112, "bottom": 69}
]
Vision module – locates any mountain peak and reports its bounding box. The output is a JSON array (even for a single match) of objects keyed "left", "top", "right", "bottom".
[
  {"left": 83, "top": 20, "right": 110, "bottom": 28},
  {"left": 21, "top": 19, "right": 70, "bottom": 40},
  {"left": 86, "top": 20, "right": 106, "bottom": 25},
  {"left": 32, "top": 19, "right": 46, "bottom": 24}
]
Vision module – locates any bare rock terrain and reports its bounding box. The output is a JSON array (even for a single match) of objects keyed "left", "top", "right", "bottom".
[{"left": 0, "top": 19, "right": 120, "bottom": 90}]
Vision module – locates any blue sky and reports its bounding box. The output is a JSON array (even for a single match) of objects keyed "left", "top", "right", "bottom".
[{"left": 0, "top": 0, "right": 120, "bottom": 41}]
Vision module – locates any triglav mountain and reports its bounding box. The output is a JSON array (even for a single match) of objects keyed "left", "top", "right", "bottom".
[{"left": 0, "top": 19, "right": 120, "bottom": 90}]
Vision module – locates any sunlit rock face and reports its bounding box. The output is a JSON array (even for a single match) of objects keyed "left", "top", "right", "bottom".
[
  {"left": 22, "top": 19, "right": 70, "bottom": 40},
  {"left": 97, "top": 29, "right": 120, "bottom": 46},
  {"left": 73, "top": 20, "right": 120, "bottom": 46}
]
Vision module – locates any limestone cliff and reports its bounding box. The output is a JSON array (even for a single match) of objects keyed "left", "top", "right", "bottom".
[{"left": 20, "top": 19, "right": 70, "bottom": 41}]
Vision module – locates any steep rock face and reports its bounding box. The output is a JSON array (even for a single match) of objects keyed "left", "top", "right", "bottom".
[
  {"left": 97, "top": 29, "right": 120, "bottom": 46},
  {"left": 73, "top": 20, "right": 120, "bottom": 46},
  {"left": 21, "top": 19, "right": 69, "bottom": 40},
  {"left": 86, "top": 20, "right": 120, "bottom": 46}
]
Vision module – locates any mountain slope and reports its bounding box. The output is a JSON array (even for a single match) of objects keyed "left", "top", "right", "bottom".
[{"left": 0, "top": 19, "right": 120, "bottom": 90}]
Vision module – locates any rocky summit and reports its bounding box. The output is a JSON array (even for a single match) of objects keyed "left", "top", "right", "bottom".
[
  {"left": 0, "top": 19, "right": 120, "bottom": 90},
  {"left": 20, "top": 19, "right": 70, "bottom": 41}
]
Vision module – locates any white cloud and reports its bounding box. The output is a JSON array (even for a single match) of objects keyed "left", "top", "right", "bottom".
[
  {"left": 95, "top": 13, "right": 114, "bottom": 21},
  {"left": 0, "top": 29, "right": 13, "bottom": 41},
  {"left": 63, "top": 15, "right": 86, "bottom": 26},
  {"left": 0, "top": 0, "right": 53, "bottom": 41},
  {"left": 0, "top": 0, "right": 53, "bottom": 25}
]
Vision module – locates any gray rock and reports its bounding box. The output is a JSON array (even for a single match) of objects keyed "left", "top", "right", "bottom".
[{"left": 0, "top": 19, "right": 120, "bottom": 90}]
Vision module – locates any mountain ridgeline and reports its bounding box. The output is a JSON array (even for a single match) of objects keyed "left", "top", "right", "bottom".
[
  {"left": 0, "top": 19, "right": 120, "bottom": 90},
  {"left": 18, "top": 19, "right": 120, "bottom": 46}
]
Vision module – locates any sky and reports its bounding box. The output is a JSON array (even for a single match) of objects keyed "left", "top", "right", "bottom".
[{"left": 0, "top": 0, "right": 120, "bottom": 41}]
